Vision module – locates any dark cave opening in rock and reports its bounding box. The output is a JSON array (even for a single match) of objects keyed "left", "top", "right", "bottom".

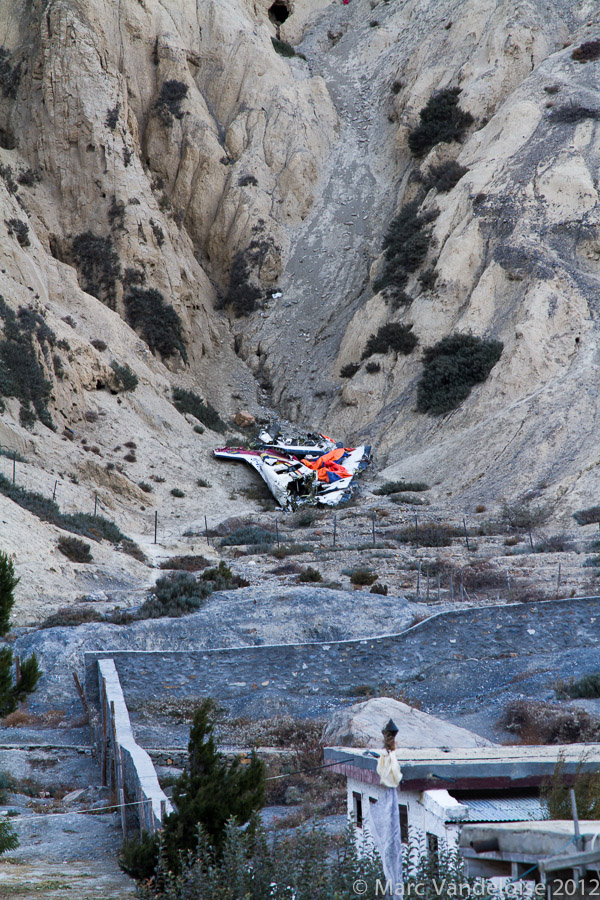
[{"left": 269, "top": 1, "right": 290, "bottom": 27}]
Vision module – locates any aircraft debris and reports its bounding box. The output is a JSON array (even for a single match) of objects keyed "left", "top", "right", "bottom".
[{"left": 214, "top": 427, "right": 371, "bottom": 510}]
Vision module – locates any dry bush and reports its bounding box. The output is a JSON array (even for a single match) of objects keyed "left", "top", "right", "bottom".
[
  {"left": 500, "top": 699, "right": 600, "bottom": 744},
  {"left": 2, "top": 708, "right": 35, "bottom": 727}
]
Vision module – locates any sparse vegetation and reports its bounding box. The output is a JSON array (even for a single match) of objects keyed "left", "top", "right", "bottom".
[
  {"left": 110, "top": 360, "right": 138, "bottom": 392},
  {"left": 572, "top": 39, "right": 600, "bottom": 63},
  {"left": 534, "top": 533, "right": 574, "bottom": 553},
  {"left": 238, "top": 174, "right": 258, "bottom": 187},
  {"left": 5, "top": 218, "right": 30, "bottom": 247},
  {"left": 0, "top": 552, "right": 18, "bottom": 637},
  {"left": 408, "top": 87, "right": 474, "bottom": 158},
  {"left": 424, "top": 160, "right": 468, "bottom": 193},
  {"left": 72, "top": 232, "right": 121, "bottom": 309},
  {"left": 271, "top": 37, "right": 297, "bottom": 57},
  {"left": 556, "top": 673, "right": 600, "bottom": 700},
  {"left": 172, "top": 387, "right": 226, "bottom": 433},
  {"left": 374, "top": 200, "right": 438, "bottom": 296},
  {"left": 91, "top": 339, "right": 107, "bottom": 351},
  {"left": 221, "top": 526, "right": 275, "bottom": 547},
  {"left": 0, "top": 47, "right": 22, "bottom": 99},
  {"left": 362, "top": 323, "right": 417, "bottom": 359},
  {"left": 159, "top": 555, "right": 210, "bottom": 572},
  {"left": 134, "top": 562, "right": 244, "bottom": 620},
  {"left": 0, "top": 646, "right": 41, "bottom": 717},
  {"left": 57, "top": 536, "right": 93, "bottom": 563},
  {"left": 374, "top": 480, "right": 429, "bottom": 495},
  {"left": 299, "top": 566, "right": 323, "bottom": 583},
  {"left": 340, "top": 362, "right": 360, "bottom": 378},
  {"left": 550, "top": 104, "right": 600, "bottom": 123},
  {"left": 501, "top": 497, "right": 550, "bottom": 532},
  {"left": 416, "top": 333, "right": 503, "bottom": 415},
  {"left": 370, "top": 583, "right": 388, "bottom": 595},
  {"left": 154, "top": 80, "right": 189, "bottom": 125},
  {"left": 573, "top": 506, "right": 600, "bottom": 526},
  {"left": 150, "top": 219, "right": 164, "bottom": 246},
  {"left": 349, "top": 568, "right": 378, "bottom": 586},
  {"left": 365, "top": 361, "right": 380, "bottom": 373},
  {"left": 0, "top": 473, "right": 135, "bottom": 546},
  {"left": 0, "top": 296, "right": 55, "bottom": 429},
  {"left": 543, "top": 753, "right": 600, "bottom": 821},
  {"left": 395, "top": 523, "right": 462, "bottom": 547},
  {"left": 500, "top": 699, "right": 600, "bottom": 744},
  {"left": 17, "top": 167, "right": 41, "bottom": 187},
  {"left": 171, "top": 488, "right": 185, "bottom": 498},
  {"left": 224, "top": 249, "right": 264, "bottom": 317},
  {"left": 105, "top": 103, "right": 120, "bottom": 130},
  {"left": 124, "top": 287, "right": 187, "bottom": 362}
]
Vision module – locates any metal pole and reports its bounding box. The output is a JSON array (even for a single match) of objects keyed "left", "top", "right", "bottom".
[
  {"left": 372, "top": 514, "right": 375, "bottom": 548},
  {"left": 52, "top": 480, "right": 57, "bottom": 501},
  {"left": 556, "top": 562, "right": 562, "bottom": 599},
  {"left": 333, "top": 515, "right": 337, "bottom": 548},
  {"left": 276, "top": 520, "right": 280, "bottom": 548},
  {"left": 426, "top": 570, "right": 430, "bottom": 602},
  {"left": 449, "top": 572, "right": 454, "bottom": 601},
  {"left": 570, "top": 788, "right": 583, "bottom": 851},
  {"left": 528, "top": 527, "right": 534, "bottom": 551},
  {"left": 437, "top": 573, "right": 440, "bottom": 602},
  {"left": 94, "top": 494, "right": 98, "bottom": 516},
  {"left": 12, "top": 453, "right": 15, "bottom": 485},
  {"left": 204, "top": 515, "right": 209, "bottom": 545},
  {"left": 416, "top": 561, "right": 421, "bottom": 600},
  {"left": 154, "top": 510, "right": 158, "bottom": 544},
  {"left": 414, "top": 514, "right": 419, "bottom": 548}
]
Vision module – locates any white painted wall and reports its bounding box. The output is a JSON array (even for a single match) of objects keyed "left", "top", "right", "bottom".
[{"left": 347, "top": 777, "right": 464, "bottom": 863}]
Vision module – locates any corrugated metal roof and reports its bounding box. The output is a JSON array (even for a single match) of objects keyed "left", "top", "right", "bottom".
[{"left": 446, "top": 796, "right": 545, "bottom": 824}]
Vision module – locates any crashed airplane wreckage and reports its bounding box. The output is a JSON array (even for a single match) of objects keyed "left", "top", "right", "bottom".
[{"left": 214, "top": 429, "right": 371, "bottom": 510}]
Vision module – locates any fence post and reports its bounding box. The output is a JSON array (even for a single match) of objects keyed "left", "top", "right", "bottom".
[
  {"left": 372, "top": 514, "right": 375, "bottom": 548},
  {"left": 416, "top": 561, "right": 421, "bottom": 600},
  {"left": 12, "top": 453, "right": 15, "bottom": 485},
  {"left": 463, "top": 517, "right": 470, "bottom": 552},
  {"left": 204, "top": 515, "right": 209, "bottom": 546},
  {"left": 333, "top": 515, "right": 337, "bottom": 548},
  {"left": 414, "top": 514, "right": 419, "bottom": 548},
  {"left": 154, "top": 510, "right": 158, "bottom": 545}
]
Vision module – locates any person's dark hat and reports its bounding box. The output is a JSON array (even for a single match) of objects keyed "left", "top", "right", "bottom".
[{"left": 382, "top": 718, "right": 399, "bottom": 735}]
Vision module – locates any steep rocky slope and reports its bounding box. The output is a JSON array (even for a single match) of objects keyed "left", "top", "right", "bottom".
[{"left": 0, "top": 0, "right": 600, "bottom": 618}]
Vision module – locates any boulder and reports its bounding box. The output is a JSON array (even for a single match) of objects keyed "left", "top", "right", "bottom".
[{"left": 322, "top": 697, "right": 495, "bottom": 749}]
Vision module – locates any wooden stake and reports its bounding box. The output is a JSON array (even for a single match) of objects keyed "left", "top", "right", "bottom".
[
  {"left": 463, "top": 517, "right": 470, "bottom": 552},
  {"left": 556, "top": 562, "right": 562, "bottom": 599},
  {"left": 12, "top": 453, "right": 15, "bottom": 485},
  {"left": 72, "top": 671, "right": 89, "bottom": 717},
  {"left": 437, "top": 573, "right": 440, "bottom": 602},
  {"left": 414, "top": 514, "right": 419, "bottom": 548},
  {"left": 204, "top": 515, "right": 209, "bottom": 545},
  {"left": 416, "top": 561, "right": 421, "bottom": 600},
  {"left": 52, "top": 480, "right": 57, "bottom": 501},
  {"left": 426, "top": 569, "right": 430, "bottom": 602},
  {"left": 276, "top": 520, "right": 280, "bottom": 547},
  {"left": 372, "top": 514, "right": 376, "bottom": 548},
  {"left": 333, "top": 515, "right": 337, "bottom": 548},
  {"left": 94, "top": 494, "right": 98, "bottom": 516},
  {"left": 528, "top": 527, "right": 534, "bottom": 551},
  {"left": 154, "top": 510, "right": 158, "bottom": 544},
  {"left": 449, "top": 572, "right": 454, "bottom": 601}
]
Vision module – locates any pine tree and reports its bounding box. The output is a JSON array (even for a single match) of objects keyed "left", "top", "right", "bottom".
[
  {"left": 0, "top": 647, "right": 41, "bottom": 717},
  {"left": 0, "top": 818, "right": 18, "bottom": 856},
  {"left": 0, "top": 552, "right": 18, "bottom": 637},
  {"left": 162, "top": 698, "right": 266, "bottom": 870}
]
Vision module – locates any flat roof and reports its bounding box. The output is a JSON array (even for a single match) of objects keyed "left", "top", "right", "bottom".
[{"left": 323, "top": 744, "right": 600, "bottom": 791}]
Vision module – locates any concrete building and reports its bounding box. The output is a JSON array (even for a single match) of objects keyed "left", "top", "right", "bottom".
[{"left": 324, "top": 744, "right": 600, "bottom": 862}]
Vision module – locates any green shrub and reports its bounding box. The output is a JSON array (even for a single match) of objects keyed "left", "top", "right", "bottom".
[
  {"left": 299, "top": 566, "right": 322, "bottom": 583},
  {"left": 559, "top": 673, "right": 600, "bottom": 700},
  {"left": 124, "top": 287, "right": 187, "bottom": 362},
  {"left": 91, "top": 338, "right": 107, "bottom": 352},
  {"left": 534, "top": 533, "right": 574, "bottom": 553},
  {"left": 159, "top": 555, "right": 209, "bottom": 572},
  {"left": 340, "top": 362, "right": 360, "bottom": 378},
  {"left": 0, "top": 48, "right": 22, "bottom": 99},
  {"left": 573, "top": 506, "right": 600, "bottom": 526},
  {"left": 374, "top": 200, "right": 438, "bottom": 295},
  {"left": 0, "top": 647, "right": 41, "bottom": 716},
  {"left": 271, "top": 37, "right": 296, "bottom": 57},
  {"left": 408, "top": 87, "right": 474, "bottom": 158},
  {"left": 374, "top": 480, "right": 429, "bottom": 495},
  {"left": 416, "top": 333, "right": 503, "bottom": 415},
  {"left": 370, "top": 583, "right": 388, "bottom": 595},
  {"left": 72, "top": 232, "right": 121, "bottom": 309},
  {"left": 221, "top": 526, "right": 275, "bottom": 547},
  {"left": 549, "top": 104, "right": 600, "bottom": 123},
  {"left": 57, "top": 536, "right": 93, "bottom": 563},
  {"left": 41, "top": 605, "right": 104, "bottom": 628},
  {"left": 362, "top": 323, "right": 417, "bottom": 359},
  {"left": 350, "top": 568, "right": 378, "bottom": 586},
  {"left": 425, "top": 160, "right": 468, "bottom": 193},
  {"left": 501, "top": 498, "right": 550, "bottom": 532},
  {"left": 197, "top": 478, "right": 210, "bottom": 488},
  {"left": 238, "top": 174, "right": 258, "bottom": 187},
  {"left": 0, "top": 473, "right": 132, "bottom": 544},
  {"left": 0, "top": 296, "right": 55, "bottom": 429},
  {"left": 365, "top": 361, "right": 380, "bottom": 373},
  {"left": 154, "top": 80, "right": 189, "bottom": 125},
  {"left": 395, "top": 523, "right": 461, "bottom": 546},
  {"left": 0, "top": 552, "right": 18, "bottom": 637},
  {"left": 171, "top": 488, "right": 185, "bottom": 498},
  {"left": 172, "top": 387, "right": 225, "bottom": 433},
  {"left": 138, "top": 481, "right": 152, "bottom": 493},
  {"left": 543, "top": 754, "right": 600, "bottom": 821},
  {"left": 0, "top": 818, "right": 18, "bottom": 857},
  {"left": 119, "top": 830, "right": 159, "bottom": 881},
  {"left": 136, "top": 562, "right": 243, "bottom": 620},
  {"left": 105, "top": 104, "right": 120, "bottom": 130},
  {"left": 110, "top": 360, "right": 138, "bottom": 392},
  {"left": 6, "top": 218, "right": 30, "bottom": 247},
  {"left": 223, "top": 249, "right": 263, "bottom": 317}
]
